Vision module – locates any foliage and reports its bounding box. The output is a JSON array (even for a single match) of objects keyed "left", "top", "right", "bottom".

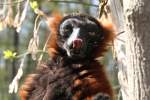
[
  {"left": 30, "top": 1, "right": 39, "bottom": 11},
  {"left": 3, "top": 50, "right": 17, "bottom": 60}
]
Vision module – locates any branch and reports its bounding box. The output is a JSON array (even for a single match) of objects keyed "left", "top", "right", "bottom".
[
  {"left": 0, "top": 0, "right": 26, "bottom": 5},
  {"left": 98, "top": 0, "right": 108, "bottom": 18},
  {"left": 8, "top": 50, "right": 47, "bottom": 93},
  {"left": 48, "top": 0, "right": 99, "bottom": 7},
  {"left": 37, "top": 30, "right": 51, "bottom": 66}
]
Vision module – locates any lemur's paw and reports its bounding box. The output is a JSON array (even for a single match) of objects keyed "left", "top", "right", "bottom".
[{"left": 92, "top": 93, "right": 110, "bottom": 100}]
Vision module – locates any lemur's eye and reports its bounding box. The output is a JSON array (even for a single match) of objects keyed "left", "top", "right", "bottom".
[
  {"left": 88, "top": 32, "right": 96, "bottom": 36},
  {"left": 62, "top": 24, "right": 73, "bottom": 38},
  {"left": 64, "top": 25, "right": 73, "bottom": 34}
]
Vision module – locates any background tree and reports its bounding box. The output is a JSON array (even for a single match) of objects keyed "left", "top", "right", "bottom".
[
  {"left": 122, "top": 0, "right": 150, "bottom": 99},
  {"left": 106, "top": 0, "right": 150, "bottom": 99}
]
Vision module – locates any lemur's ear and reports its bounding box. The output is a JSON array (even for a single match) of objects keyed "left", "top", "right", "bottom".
[
  {"left": 47, "top": 13, "right": 63, "bottom": 59},
  {"left": 100, "top": 18, "right": 115, "bottom": 42},
  {"left": 93, "top": 18, "right": 115, "bottom": 58}
]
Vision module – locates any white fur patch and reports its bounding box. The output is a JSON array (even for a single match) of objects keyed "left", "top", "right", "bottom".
[
  {"left": 67, "top": 28, "right": 80, "bottom": 46},
  {"left": 63, "top": 28, "right": 80, "bottom": 56}
]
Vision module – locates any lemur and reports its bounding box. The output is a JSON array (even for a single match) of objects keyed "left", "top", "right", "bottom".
[{"left": 19, "top": 13, "right": 115, "bottom": 100}]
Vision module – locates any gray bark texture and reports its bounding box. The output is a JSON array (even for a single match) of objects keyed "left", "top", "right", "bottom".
[{"left": 123, "top": 0, "right": 150, "bottom": 100}]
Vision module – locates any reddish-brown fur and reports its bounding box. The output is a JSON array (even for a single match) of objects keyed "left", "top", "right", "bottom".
[
  {"left": 47, "top": 13, "right": 63, "bottom": 59},
  {"left": 19, "top": 14, "right": 115, "bottom": 100}
]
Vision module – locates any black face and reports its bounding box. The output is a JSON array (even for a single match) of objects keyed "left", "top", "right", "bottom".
[{"left": 57, "top": 14, "right": 104, "bottom": 59}]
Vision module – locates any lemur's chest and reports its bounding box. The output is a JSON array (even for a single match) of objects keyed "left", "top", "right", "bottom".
[
  {"left": 46, "top": 68, "right": 75, "bottom": 100},
  {"left": 42, "top": 63, "right": 89, "bottom": 99}
]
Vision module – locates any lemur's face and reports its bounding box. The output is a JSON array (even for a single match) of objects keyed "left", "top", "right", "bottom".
[{"left": 57, "top": 15, "right": 104, "bottom": 59}]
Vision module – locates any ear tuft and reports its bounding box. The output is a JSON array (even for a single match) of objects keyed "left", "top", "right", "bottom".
[
  {"left": 93, "top": 18, "right": 116, "bottom": 58},
  {"left": 47, "top": 13, "right": 63, "bottom": 59},
  {"left": 100, "top": 18, "right": 115, "bottom": 43},
  {"left": 47, "top": 12, "right": 62, "bottom": 33}
]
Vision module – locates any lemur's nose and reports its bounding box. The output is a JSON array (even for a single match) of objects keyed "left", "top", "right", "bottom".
[{"left": 72, "top": 38, "right": 83, "bottom": 49}]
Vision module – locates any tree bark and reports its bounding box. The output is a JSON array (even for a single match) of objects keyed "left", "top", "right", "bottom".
[
  {"left": 107, "top": 1, "right": 127, "bottom": 100},
  {"left": 123, "top": 0, "right": 150, "bottom": 99}
]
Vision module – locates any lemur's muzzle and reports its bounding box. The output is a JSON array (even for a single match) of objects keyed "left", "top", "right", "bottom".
[
  {"left": 72, "top": 38, "right": 83, "bottom": 49},
  {"left": 63, "top": 28, "right": 84, "bottom": 56}
]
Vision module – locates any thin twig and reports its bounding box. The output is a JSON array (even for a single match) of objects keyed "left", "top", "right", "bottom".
[
  {"left": 116, "top": 38, "right": 125, "bottom": 43},
  {"left": 16, "top": 0, "right": 29, "bottom": 32},
  {"left": 9, "top": 54, "right": 26, "bottom": 93},
  {"left": 33, "top": 15, "right": 41, "bottom": 37},
  {"left": 48, "top": 0, "right": 99, "bottom": 7},
  {"left": 37, "top": 30, "right": 51, "bottom": 66},
  {"left": 0, "top": 0, "right": 26, "bottom": 5},
  {"left": 117, "top": 31, "right": 125, "bottom": 36},
  {"left": 99, "top": 0, "right": 108, "bottom": 18},
  {"left": 16, "top": 52, "right": 30, "bottom": 58}
]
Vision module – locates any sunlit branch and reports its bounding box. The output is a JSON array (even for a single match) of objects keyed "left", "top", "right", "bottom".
[
  {"left": 0, "top": 0, "right": 26, "bottom": 5},
  {"left": 48, "top": 0, "right": 99, "bottom": 7}
]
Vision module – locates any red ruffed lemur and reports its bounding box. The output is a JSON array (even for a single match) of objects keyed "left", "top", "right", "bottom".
[{"left": 19, "top": 13, "right": 115, "bottom": 100}]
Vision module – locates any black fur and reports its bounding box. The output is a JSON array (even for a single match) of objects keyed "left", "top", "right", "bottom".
[{"left": 20, "top": 14, "right": 114, "bottom": 100}]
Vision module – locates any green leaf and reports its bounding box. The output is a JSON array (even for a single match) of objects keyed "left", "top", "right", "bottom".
[
  {"left": 3, "top": 50, "right": 17, "bottom": 59},
  {"left": 30, "top": 1, "right": 39, "bottom": 11}
]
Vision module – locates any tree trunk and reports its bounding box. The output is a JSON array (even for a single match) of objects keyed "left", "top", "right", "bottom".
[
  {"left": 105, "top": 0, "right": 127, "bottom": 99},
  {"left": 123, "top": 0, "right": 150, "bottom": 99}
]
